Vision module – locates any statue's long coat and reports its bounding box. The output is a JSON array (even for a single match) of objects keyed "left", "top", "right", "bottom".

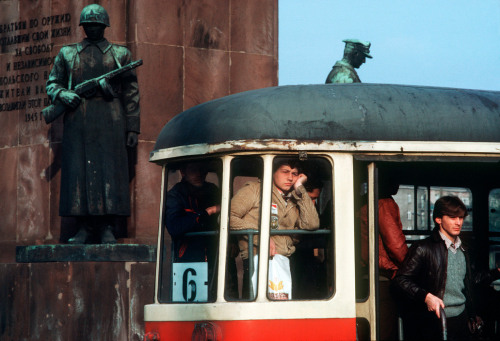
[{"left": 47, "top": 38, "right": 140, "bottom": 216}]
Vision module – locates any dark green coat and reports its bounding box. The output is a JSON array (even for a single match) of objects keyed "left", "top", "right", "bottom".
[{"left": 46, "top": 38, "right": 140, "bottom": 216}]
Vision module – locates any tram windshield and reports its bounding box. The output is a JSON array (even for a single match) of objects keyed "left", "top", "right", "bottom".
[{"left": 157, "top": 154, "right": 335, "bottom": 303}]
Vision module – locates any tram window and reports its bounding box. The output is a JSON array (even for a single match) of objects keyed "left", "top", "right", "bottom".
[
  {"left": 394, "top": 185, "right": 473, "bottom": 242},
  {"left": 158, "top": 159, "right": 222, "bottom": 303},
  {"left": 393, "top": 185, "right": 429, "bottom": 233},
  {"left": 271, "top": 156, "right": 333, "bottom": 301},
  {"left": 226, "top": 156, "right": 263, "bottom": 301},
  {"left": 489, "top": 189, "right": 500, "bottom": 233}
]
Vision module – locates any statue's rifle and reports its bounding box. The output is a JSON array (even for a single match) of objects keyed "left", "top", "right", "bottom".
[{"left": 42, "top": 59, "right": 143, "bottom": 124}]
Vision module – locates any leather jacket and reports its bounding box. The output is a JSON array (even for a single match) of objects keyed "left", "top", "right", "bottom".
[{"left": 393, "top": 227, "right": 476, "bottom": 317}]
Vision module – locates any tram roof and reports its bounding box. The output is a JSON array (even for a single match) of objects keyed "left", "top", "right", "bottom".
[{"left": 153, "top": 83, "right": 500, "bottom": 154}]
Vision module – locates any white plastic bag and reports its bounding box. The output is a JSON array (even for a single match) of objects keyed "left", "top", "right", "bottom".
[
  {"left": 267, "top": 254, "right": 292, "bottom": 300},
  {"left": 250, "top": 254, "right": 292, "bottom": 300}
]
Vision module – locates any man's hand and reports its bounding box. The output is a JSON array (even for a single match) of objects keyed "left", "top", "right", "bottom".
[
  {"left": 293, "top": 173, "right": 307, "bottom": 191},
  {"left": 425, "top": 293, "right": 445, "bottom": 318},
  {"left": 58, "top": 90, "right": 81, "bottom": 109},
  {"left": 205, "top": 205, "right": 220, "bottom": 216},
  {"left": 127, "top": 132, "right": 138, "bottom": 148}
]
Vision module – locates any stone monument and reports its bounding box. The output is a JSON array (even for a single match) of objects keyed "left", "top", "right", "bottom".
[{"left": 44, "top": 4, "right": 141, "bottom": 244}]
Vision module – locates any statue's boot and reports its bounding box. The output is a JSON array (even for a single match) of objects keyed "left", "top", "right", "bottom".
[
  {"left": 101, "top": 225, "right": 117, "bottom": 244},
  {"left": 68, "top": 227, "right": 89, "bottom": 244}
]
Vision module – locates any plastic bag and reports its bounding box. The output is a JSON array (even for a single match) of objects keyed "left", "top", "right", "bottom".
[
  {"left": 268, "top": 254, "right": 292, "bottom": 300},
  {"left": 250, "top": 254, "right": 292, "bottom": 300}
]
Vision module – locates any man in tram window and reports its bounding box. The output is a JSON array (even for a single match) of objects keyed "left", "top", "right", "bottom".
[
  {"left": 394, "top": 196, "right": 500, "bottom": 340},
  {"left": 165, "top": 162, "right": 221, "bottom": 263},
  {"left": 359, "top": 176, "right": 408, "bottom": 340},
  {"left": 230, "top": 159, "right": 320, "bottom": 299}
]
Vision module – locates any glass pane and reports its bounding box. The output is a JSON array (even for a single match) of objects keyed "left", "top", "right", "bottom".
[
  {"left": 489, "top": 189, "right": 500, "bottom": 232},
  {"left": 159, "top": 159, "right": 222, "bottom": 303},
  {"left": 393, "top": 185, "right": 429, "bottom": 232},
  {"left": 394, "top": 185, "right": 415, "bottom": 231},
  {"left": 226, "top": 157, "right": 263, "bottom": 300},
  {"left": 430, "top": 187, "right": 473, "bottom": 231},
  {"left": 270, "top": 156, "right": 333, "bottom": 300},
  {"left": 417, "top": 186, "right": 429, "bottom": 230}
]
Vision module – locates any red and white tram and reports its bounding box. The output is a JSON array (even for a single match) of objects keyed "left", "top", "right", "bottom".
[{"left": 144, "top": 83, "right": 500, "bottom": 340}]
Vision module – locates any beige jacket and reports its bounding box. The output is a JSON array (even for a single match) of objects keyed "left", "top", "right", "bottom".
[{"left": 230, "top": 181, "right": 319, "bottom": 259}]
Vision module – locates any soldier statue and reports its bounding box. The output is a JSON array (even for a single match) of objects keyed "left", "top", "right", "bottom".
[
  {"left": 325, "top": 39, "right": 372, "bottom": 84},
  {"left": 46, "top": 4, "right": 140, "bottom": 244}
]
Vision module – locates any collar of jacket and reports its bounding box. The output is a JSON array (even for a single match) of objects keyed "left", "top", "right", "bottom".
[
  {"left": 77, "top": 38, "right": 112, "bottom": 54},
  {"left": 431, "top": 226, "right": 466, "bottom": 252}
]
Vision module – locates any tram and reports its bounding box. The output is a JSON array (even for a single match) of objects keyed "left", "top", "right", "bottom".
[{"left": 144, "top": 83, "right": 500, "bottom": 340}]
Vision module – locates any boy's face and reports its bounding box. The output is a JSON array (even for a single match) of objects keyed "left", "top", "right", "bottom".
[
  {"left": 435, "top": 214, "right": 464, "bottom": 241},
  {"left": 273, "top": 165, "right": 299, "bottom": 193}
]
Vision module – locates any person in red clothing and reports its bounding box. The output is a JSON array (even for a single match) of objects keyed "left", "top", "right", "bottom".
[
  {"left": 360, "top": 180, "right": 408, "bottom": 279},
  {"left": 359, "top": 177, "right": 408, "bottom": 340}
]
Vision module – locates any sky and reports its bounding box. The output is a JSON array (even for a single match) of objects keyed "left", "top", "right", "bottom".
[{"left": 278, "top": 1, "right": 500, "bottom": 91}]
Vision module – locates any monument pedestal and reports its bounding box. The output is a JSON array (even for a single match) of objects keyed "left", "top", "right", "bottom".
[
  {"left": 0, "top": 244, "right": 157, "bottom": 340},
  {"left": 16, "top": 244, "right": 156, "bottom": 263}
]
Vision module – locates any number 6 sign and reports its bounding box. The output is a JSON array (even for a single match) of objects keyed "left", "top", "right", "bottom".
[{"left": 172, "top": 262, "right": 208, "bottom": 302}]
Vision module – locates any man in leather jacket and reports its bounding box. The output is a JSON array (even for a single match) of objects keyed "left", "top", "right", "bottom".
[{"left": 394, "top": 196, "right": 500, "bottom": 340}]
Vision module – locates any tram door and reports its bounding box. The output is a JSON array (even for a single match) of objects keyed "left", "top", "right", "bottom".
[{"left": 355, "top": 162, "right": 381, "bottom": 341}]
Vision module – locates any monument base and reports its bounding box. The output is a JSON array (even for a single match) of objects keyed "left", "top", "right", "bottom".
[{"left": 16, "top": 244, "right": 157, "bottom": 263}]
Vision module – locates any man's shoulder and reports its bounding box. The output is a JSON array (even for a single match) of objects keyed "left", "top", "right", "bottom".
[
  {"left": 409, "top": 233, "right": 441, "bottom": 253},
  {"left": 234, "top": 180, "right": 261, "bottom": 198},
  {"left": 168, "top": 181, "right": 189, "bottom": 196},
  {"left": 202, "top": 181, "right": 220, "bottom": 194}
]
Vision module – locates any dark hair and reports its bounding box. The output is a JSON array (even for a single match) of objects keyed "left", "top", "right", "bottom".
[
  {"left": 272, "top": 158, "right": 302, "bottom": 174},
  {"left": 304, "top": 177, "right": 323, "bottom": 193},
  {"left": 432, "top": 196, "right": 468, "bottom": 228}
]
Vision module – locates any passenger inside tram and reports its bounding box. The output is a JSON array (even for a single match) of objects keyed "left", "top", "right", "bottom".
[
  {"left": 359, "top": 175, "right": 407, "bottom": 340},
  {"left": 229, "top": 158, "right": 320, "bottom": 299},
  {"left": 164, "top": 161, "right": 221, "bottom": 299}
]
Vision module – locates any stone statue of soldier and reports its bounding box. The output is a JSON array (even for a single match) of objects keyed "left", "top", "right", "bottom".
[
  {"left": 46, "top": 4, "right": 140, "bottom": 244},
  {"left": 325, "top": 39, "right": 372, "bottom": 84}
]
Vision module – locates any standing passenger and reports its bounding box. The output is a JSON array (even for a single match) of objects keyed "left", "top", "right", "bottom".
[{"left": 394, "top": 196, "right": 500, "bottom": 340}]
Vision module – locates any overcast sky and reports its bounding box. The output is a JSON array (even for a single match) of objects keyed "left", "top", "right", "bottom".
[{"left": 279, "top": 1, "right": 500, "bottom": 91}]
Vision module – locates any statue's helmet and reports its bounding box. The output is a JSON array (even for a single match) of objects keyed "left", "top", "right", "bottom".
[{"left": 79, "top": 4, "right": 110, "bottom": 27}]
